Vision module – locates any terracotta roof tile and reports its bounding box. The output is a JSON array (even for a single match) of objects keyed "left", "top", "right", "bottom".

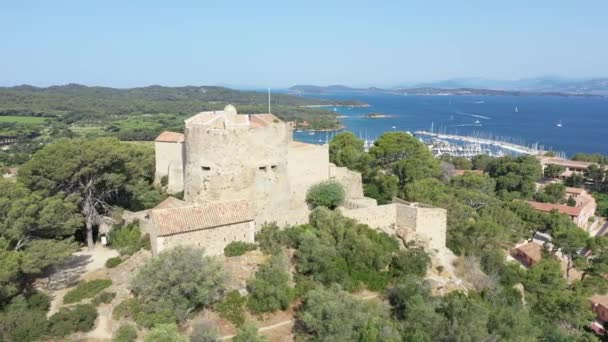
[
  {"left": 516, "top": 242, "right": 543, "bottom": 263},
  {"left": 591, "top": 294, "right": 608, "bottom": 308},
  {"left": 155, "top": 131, "right": 184, "bottom": 143},
  {"left": 153, "top": 196, "right": 188, "bottom": 209},
  {"left": 527, "top": 201, "right": 582, "bottom": 216},
  {"left": 150, "top": 200, "right": 253, "bottom": 236}
]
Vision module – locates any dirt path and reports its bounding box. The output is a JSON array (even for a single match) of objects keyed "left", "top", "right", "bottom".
[{"left": 40, "top": 246, "right": 119, "bottom": 316}]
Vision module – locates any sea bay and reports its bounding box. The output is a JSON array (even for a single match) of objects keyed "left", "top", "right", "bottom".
[{"left": 293, "top": 92, "right": 608, "bottom": 156}]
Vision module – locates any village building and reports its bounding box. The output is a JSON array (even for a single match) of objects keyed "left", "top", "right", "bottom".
[
  {"left": 590, "top": 295, "right": 608, "bottom": 334},
  {"left": 527, "top": 187, "right": 597, "bottom": 229},
  {"left": 537, "top": 155, "right": 603, "bottom": 179},
  {"left": 147, "top": 105, "right": 448, "bottom": 256},
  {"left": 512, "top": 241, "right": 544, "bottom": 267}
]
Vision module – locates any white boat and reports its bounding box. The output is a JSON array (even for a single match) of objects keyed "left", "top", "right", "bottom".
[
  {"left": 333, "top": 107, "right": 337, "bottom": 112},
  {"left": 391, "top": 126, "right": 396, "bottom": 129},
  {"left": 515, "top": 106, "right": 519, "bottom": 113},
  {"left": 296, "top": 130, "right": 303, "bottom": 133},
  {"left": 556, "top": 120, "right": 563, "bottom": 127},
  {"left": 475, "top": 119, "right": 481, "bottom": 124},
  {"left": 308, "top": 132, "right": 315, "bottom": 135}
]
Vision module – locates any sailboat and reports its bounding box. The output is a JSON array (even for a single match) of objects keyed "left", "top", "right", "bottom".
[
  {"left": 515, "top": 106, "right": 519, "bottom": 113},
  {"left": 556, "top": 120, "right": 563, "bottom": 127}
]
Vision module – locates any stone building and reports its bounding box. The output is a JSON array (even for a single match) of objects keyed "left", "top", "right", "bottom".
[{"left": 151, "top": 105, "right": 447, "bottom": 256}]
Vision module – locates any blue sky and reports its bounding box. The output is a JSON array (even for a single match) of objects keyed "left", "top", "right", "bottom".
[{"left": 1, "top": 0, "right": 607, "bottom": 88}]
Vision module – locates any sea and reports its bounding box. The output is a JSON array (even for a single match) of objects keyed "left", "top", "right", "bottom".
[{"left": 292, "top": 92, "right": 608, "bottom": 157}]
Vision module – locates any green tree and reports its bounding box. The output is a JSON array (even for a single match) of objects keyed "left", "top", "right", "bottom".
[
  {"left": 564, "top": 173, "right": 585, "bottom": 188},
  {"left": 144, "top": 324, "right": 187, "bottom": 342},
  {"left": 449, "top": 156, "right": 473, "bottom": 170},
  {"left": 535, "top": 183, "right": 566, "bottom": 204},
  {"left": 233, "top": 322, "right": 267, "bottom": 342},
  {"left": 190, "top": 320, "right": 219, "bottom": 342},
  {"left": 305, "top": 180, "right": 345, "bottom": 209},
  {"left": 247, "top": 254, "right": 294, "bottom": 313},
  {"left": 329, "top": 132, "right": 370, "bottom": 173},
  {"left": 131, "top": 246, "right": 226, "bottom": 323},
  {"left": 471, "top": 154, "right": 492, "bottom": 171},
  {"left": 298, "top": 285, "right": 398, "bottom": 342},
  {"left": 19, "top": 138, "right": 160, "bottom": 248},
  {"left": 544, "top": 164, "right": 566, "bottom": 178}
]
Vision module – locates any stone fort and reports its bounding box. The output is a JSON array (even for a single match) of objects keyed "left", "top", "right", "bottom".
[{"left": 147, "top": 105, "right": 446, "bottom": 256}]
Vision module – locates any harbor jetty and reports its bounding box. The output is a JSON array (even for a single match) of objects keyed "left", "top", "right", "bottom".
[{"left": 414, "top": 131, "right": 547, "bottom": 155}]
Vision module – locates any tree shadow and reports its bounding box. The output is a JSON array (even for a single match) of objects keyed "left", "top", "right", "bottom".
[{"left": 39, "top": 254, "right": 93, "bottom": 291}]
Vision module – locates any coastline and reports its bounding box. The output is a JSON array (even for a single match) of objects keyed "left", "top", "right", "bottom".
[{"left": 300, "top": 104, "right": 370, "bottom": 108}]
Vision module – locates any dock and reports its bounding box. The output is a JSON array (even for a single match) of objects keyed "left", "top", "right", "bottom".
[{"left": 414, "top": 131, "right": 547, "bottom": 156}]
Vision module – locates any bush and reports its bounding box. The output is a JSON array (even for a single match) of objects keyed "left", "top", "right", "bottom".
[
  {"left": 144, "top": 323, "right": 187, "bottom": 342},
  {"left": 106, "top": 256, "right": 123, "bottom": 268},
  {"left": 224, "top": 241, "right": 257, "bottom": 257},
  {"left": 114, "top": 324, "right": 138, "bottom": 342},
  {"left": 131, "top": 246, "right": 226, "bottom": 323},
  {"left": 47, "top": 304, "right": 98, "bottom": 337},
  {"left": 247, "top": 254, "right": 294, "bottom": 313},
  {"left": 0, "top": 295, "right": 49, "bottom": 342},
  {"left": 92, "top": 291, "right": 116, "bottom": 306},
  {"left": 390, "top": 247, "right": 431, "bottom": 277},
  {"left": 305, "top": 180, "right": 345, "bottom": 209},
  {"left": 190, "top": 320, "right": 219, "bottom": 342},
  {"left": 233, "top": 322, "right": 267, "bottom": 342},
  {"left": 215, "top": 291, "right": 247, "bottom": 327},
  {"left": 63, "top": 279, "right": 112, "bottom": 304},
  {"left": 112, "top": 298, "right": 174, "bottom": 329},
  {"left": 109, "top": 221, "right": 149, "bottom": 255},
  {"left": 255, "top": 223, "right": 285, "bottom": 254}
]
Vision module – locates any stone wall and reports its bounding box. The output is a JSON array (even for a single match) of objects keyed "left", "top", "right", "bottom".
[
  {"left": 151, "top": 221, "right": 255, "bottom": 256},
  {"left": 393, "top": 199, "right": 447, "bottom": 251},
  {"left": 329, "top": 163, "right": 365, "bottom": 199},
  {"left": 339, "top": 204, "right": 397, "bottom": 236},
  {"left": 155, "top": 141, "right": 184, "bottom": 193},
  {"left": 184, "top": 120, "right": 293, "bottom": 227}
]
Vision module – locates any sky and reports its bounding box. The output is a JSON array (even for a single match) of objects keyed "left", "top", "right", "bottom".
[{"left": 1, "top": 0, "right": 607, "bottom": 88}]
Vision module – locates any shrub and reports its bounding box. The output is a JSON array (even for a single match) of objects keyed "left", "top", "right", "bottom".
[
  {"left": 114, "top": 324, "right": 138, "bottom": 342},
  {"left": 255, "top": 223, "right": 285, "bottom": 254},
  {"left": 63, "top": 279, "right": 112, "bottom": 304},
  {"left": 0, "top": 295, "right": 49, "bottom": 342},
  {"left": 113, "top": 298, "right": 140, "bottom": 320},
  {"left": 233, "top": 322, "right": 267, "bottom": 342},
  {"left": 27, "top": 292, "right": 51, "bottom": 311},
  {"left": 305, "top": 180, "right": 345, "bottom": 209},
  {"left": 106, "top": 256, "right": 123, "bottom": 268},
  {"left": 109, "top": 221, "right": 149, "bottom": 255},
  {"left": 190, "top": 320, "right": 219, "bottom": 342},
  {"left": 224, "top": 241, "right": 257, "bottom": 257},
  {"left": 47, "top": 304, "right": 97, "bottom": 337},
  {"left": 144, "top": 323, "right": 187, "bottom": 342},
  {"left": 92, "top": 291, "right": 116, "bottom": 306},
  {"left": 391, "top": 247, "right": 431, "bottom": 277},
  {"left": 247, "top": 254, "right": 294, "bottom": 313},
  {"left": 131, "top": 246, "right": 226, "bottom": 323},
  {"left": 112, "top": 298, "right": 174, "bottom": 329},
  {"left": 160, "top": 175, "right": 169, "bottom": 187},
  {"left": 215, "top": 291, "right": 247, "bottom": 327}
]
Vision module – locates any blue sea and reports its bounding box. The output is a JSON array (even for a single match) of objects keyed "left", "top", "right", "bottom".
[{"left": 293, "top": 93, "right": 608, "bottom": 156}]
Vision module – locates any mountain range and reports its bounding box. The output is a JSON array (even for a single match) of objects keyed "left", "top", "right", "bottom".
[{"left": 290, "top": 77, "right": 608, "bottom": 96}]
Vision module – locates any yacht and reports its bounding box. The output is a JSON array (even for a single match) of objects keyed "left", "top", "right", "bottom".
[
  {"left": 515, "top": 106, "right": 519, "bottom": 113},
  {"left": 556, "top": 120, "right": 563, "bottom": 127}
]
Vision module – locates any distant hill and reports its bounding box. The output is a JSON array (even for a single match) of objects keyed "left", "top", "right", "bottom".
[
  {"left": 289, "top": 83, "right": 605, "bottom": 97},
  {"left": 410, "top": 77, "right": 608, "bottom": 95}
]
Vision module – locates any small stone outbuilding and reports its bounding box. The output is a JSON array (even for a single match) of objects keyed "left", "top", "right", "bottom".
[{"left": 148, "top": 200, "right": 254, "bottom": 256}]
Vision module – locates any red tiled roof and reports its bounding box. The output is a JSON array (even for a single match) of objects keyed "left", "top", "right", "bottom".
[
  {"left": 150, "top": 200, "right": 253, "bottom": 236},
  {"left": 591, "top": 294, "right": 608, "bottom": 308},
  {"left": 153, "top": 196, "right": 188, "bottom": 210},
  {"left": 155, "top": 131, "right": 184, "bottom": 143},
  {"left": 565, "top": 187, "right": 585, "bottom": 195},
  {"left": 453, "top": 169, "right": 483, "bottom": 176},
  {"left": 515, "top": 242, "right": 543, "bottom": 263},
  {"left": 527, "top": 201, "right": 582, "bottom": 216}
]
